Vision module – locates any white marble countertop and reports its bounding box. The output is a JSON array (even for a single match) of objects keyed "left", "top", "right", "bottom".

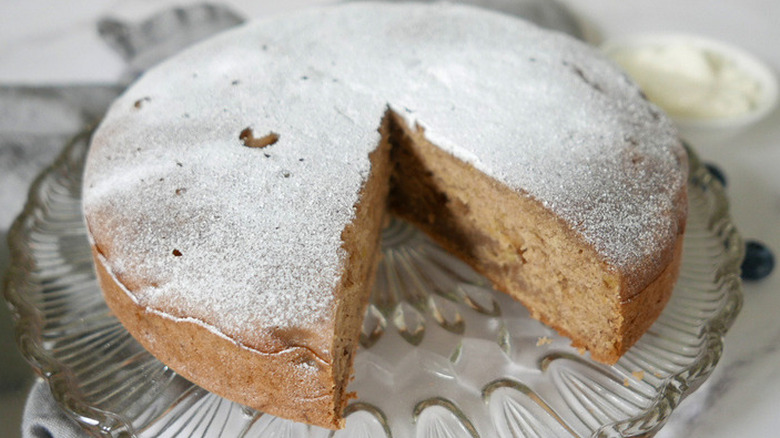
[{"left": 1, "top": 1, "right": 778, "bottom": 437}]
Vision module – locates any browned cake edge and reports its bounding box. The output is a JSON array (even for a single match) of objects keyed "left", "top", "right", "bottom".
[
  {"left": 538, "top": 230, "right": 684, "bottom": 364},
  {"left": 329, "top": 114, "right": 394, "bottom": 424},
  {"left": 93, "top": 247, "right": 341, "bottom": 427}
]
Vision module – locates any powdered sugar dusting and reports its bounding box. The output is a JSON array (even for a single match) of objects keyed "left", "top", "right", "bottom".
[{"left": 83, "top": 3, "right": 685, "bottom": 352}]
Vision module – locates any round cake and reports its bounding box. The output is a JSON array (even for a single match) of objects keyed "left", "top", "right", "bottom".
[{"left": 83, "top": 2, "right": 687, "bottom": 429}]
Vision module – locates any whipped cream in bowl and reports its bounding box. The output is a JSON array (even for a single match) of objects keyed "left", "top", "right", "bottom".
[{"left": 602, "top": 33, "right": 778, "bottom": 145}]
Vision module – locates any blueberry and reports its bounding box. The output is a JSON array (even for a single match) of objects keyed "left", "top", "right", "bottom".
[
  {"left": 741, "top": 240, "right": 775, "bottom": 281},
  {"left": 704, "top": 162, "right": 727, "bottom": 187}
]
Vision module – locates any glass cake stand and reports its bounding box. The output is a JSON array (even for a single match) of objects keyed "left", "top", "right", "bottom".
[{"left": 4, "top": 129, "right": 743, "bottom": 438}]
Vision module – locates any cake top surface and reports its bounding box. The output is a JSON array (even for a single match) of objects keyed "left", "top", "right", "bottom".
[{"left": 83, "top": 2, "right": 686, "bottom": 356}]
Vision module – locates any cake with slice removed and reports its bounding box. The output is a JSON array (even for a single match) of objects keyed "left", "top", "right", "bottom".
[{"left": 83, "top": 2, "right": 687, "bottom": 429}]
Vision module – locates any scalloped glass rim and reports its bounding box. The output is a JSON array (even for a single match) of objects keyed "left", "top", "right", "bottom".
[{"left": 3, "top": 129, "right": 744, "bottom": 438}]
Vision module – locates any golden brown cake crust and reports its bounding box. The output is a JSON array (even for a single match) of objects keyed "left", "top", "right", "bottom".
[{"left": 92, "top": 247, "right": 344, "bottom": 429}]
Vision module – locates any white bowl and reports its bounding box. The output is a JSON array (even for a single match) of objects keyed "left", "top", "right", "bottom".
[{"left": 601, "top": 33, "right": 778, "bottom": 145}]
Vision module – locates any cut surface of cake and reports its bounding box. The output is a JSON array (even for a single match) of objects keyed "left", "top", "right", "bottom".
[{"left": 82, "top": 2, "right": 688, "bottom": 429}]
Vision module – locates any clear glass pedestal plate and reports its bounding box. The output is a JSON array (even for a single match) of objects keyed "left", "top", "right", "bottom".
[{"left": 4, "top": 130, "right": 743, "bottom": 437}]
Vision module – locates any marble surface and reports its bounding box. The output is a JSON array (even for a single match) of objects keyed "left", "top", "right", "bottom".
[{"left": 1, "top": 1, "right": 778, "bottom": 437}]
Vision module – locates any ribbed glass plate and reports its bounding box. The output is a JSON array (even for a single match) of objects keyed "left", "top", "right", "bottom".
[{"left": 4, "top": 129, "right": 743, "bottom": 438}]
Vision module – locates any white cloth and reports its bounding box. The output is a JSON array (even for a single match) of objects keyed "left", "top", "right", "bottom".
[{"left": 22, "top": 380, "right": 87, "bottom": 438}]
